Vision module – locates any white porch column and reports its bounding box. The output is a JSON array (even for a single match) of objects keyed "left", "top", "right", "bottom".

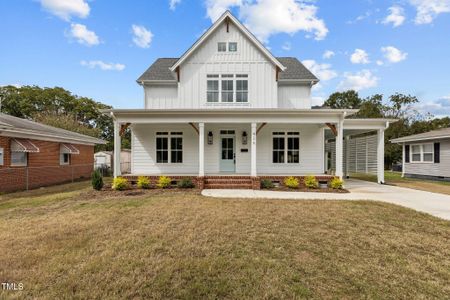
[
  {"left": 401, "top": 143, "right": 405, "bottom": 178},
  {"left": 335, "top": 119, "right": 344, "bottom": 179},
  {"left": 113, "top": 120, "right": 121, "bottom": 178},
  {"left": 377, "top": 128, "right": 385, "bottom": 184},
  {"left": 345, "top": 135, "right": 350, "bottom": 178},
  {"left": 251, "top": 122, "right": 257, "bottom": 177},
  {"left": 198, "top": 122, "right": 205, "bottom": 177}
]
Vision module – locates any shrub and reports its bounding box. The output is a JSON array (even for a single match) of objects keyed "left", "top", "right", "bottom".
[
  {"left": 112, "top": 177, "right": 129, "bottom": 191},
  {"left": 137, "top": 176, "right": 151, "bottom": 189},
  {"left": 304, "top": 175, "right": 319, "bottom": 189},
  {"left": 157, "top": 176, "right": 172, "bottom": 189},
  {"left": 260, "top": 179, "right": 274, "bottom": 189},
  {"left": 178, "top": 177, "right": 195, "bottom": 189},
  {"left": 330, "top": 177, "right": 344, "bottom": 189},
  {"left": 91, "top": 170, "right": 104, "bottom": 191},
  {"left": 284, "top": 176, "right": 299, "bottom": 189}
]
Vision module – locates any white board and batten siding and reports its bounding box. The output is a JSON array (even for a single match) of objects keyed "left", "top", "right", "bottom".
[
  {"left": 405, "top": 139, "right": 450, "bottom": 177},
  {"left": 277, "top": 84, "right": 312, "bottom": 109},
  {"left": 131, "top": 124, "right": 324, "bottom": 175}
]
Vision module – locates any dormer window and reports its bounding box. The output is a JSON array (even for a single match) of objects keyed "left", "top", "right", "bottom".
[
  {"left": 218, "top": 42, "right": 226, "bottom": 52},
  {"left": 229, "top": 42, "right": 237, "bottom": 52}
]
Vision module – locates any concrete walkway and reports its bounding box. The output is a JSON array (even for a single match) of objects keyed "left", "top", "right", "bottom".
[{"left": 201, "top": 179, "right": 450, "bottom": 221}]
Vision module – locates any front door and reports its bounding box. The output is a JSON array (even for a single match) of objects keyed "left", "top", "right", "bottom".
[{"left": 220, "top": 134, "right": 235, "bottom": 173}]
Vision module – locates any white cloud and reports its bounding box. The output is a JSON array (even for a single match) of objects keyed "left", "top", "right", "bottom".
[
  {"left": 302, "top": 60, "right": 337, "bottom": 81},
  {"left": 205, "top": 0, "right": 328, "bottom": 42},
  {"left": 381, "top": 46, "right": 408, "bottom": 63},
  {"left": 169, "top": 0, "right": 181, "bottom": 10},
  {"left": 80, "top": 60, "right": 125, "bottom": 71},
  {"left": 382, "top": 6, "right": 406, "bottom": 27},
  {"left": 68, "top": 23, "right": 99, "bottom": 46},
  {"left": 410, "top": 0, "right": 450, "bottom": 24},
  {"left": 282, "top": 42, "right": 291, "bottom": 51},
  {"left": 415, "top": 96, "right": 450, "bottom": 117},
  {"left": 376, "top": 60, "right": 384, "bottom": 66},
  {"left": 40, "top": 0, "right": 90, "bottom": 21},
  {"left": 131, "top": 25, "right": 153, "bottom": 48},
  {"left": 347, "top": 11, "right": 372, "bottom": 24},
  {"left": 338, "top": 70, "right": 378, "bottom": 91},
  {"left": 323, "top": 50, "right": 335, "bottom": 59},
  {"left": 350, "top": 49, "right": 370, "bottom": 64}
]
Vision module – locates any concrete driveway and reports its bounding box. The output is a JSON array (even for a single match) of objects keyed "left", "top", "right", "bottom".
[{"left": 202, "top": 179, "right": 450, "bottom": 221}]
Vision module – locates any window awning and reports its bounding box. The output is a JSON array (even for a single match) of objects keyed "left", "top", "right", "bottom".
[
  {"left": 11, "top": 138, "right": 40, "bottom": 153},
  {"left": 61, "top": 143, "right": 80, "bottom": 154}
]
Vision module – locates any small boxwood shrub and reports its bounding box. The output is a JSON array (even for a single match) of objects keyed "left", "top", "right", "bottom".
[
  {"left": 157, "top": 176, "right": 172, "bottom": 189},
  {"left": 112, "top": 177, "right": 129, "bottom": 191},
  {"left": 284, "top": 176, "right": 299, "bottom": 189},
  {"left": 304, "top": 175, "right": 319, "bottom": 189},
  {"left": 261, "top": 179, "right": 274, "bottom": 189},
  {"left": 330, "top": 177, "right": 344, "bottom": 189},
  {"left": 137, "top": 176, "right": 151, "bottom": 189},
  {"left": 178, "top": 177, "right": 195, "bottom": 189},
  {"left": 91, "top": 170, "right": 103, "bottom": 191}
]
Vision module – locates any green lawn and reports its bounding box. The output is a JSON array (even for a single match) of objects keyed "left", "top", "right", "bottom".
[
  {"left": 352, "top": 171, "right": 450, "bottom": 195},
  {"left": 1, "top": 181, "right": 450, "bottom": 299}
]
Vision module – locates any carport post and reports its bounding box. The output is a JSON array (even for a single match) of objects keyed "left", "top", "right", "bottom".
[
  {"left": 113, "top": 120, "right": 121, "bottom": 178},
  {"left": 377, "top": 129, "right": 385, "bottom": 184},
  {"left": 335, "top": 119, "right": 344, "bottom": 179}
]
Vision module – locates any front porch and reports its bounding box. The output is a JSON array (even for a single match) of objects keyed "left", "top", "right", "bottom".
[{"left": 108, "top": 109, "right": 395, "bottom": 189}]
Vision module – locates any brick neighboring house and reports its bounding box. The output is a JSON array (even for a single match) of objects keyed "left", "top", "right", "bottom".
[{"left": 0, "top": 113, "right": 106, "bottom": 192}]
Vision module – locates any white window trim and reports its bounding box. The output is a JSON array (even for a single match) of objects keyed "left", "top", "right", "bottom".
[
  {"left": 217, "top": 42, "right": 238, "bottom": 53},
  {"left": 409, "top": 143, "right": 434, "bottom": 164},
  {"left": 272, "top": 132, "right": 300, "bottom": 164},
  {"left": 206, "top": 74, "right": 248, "bottom": 103},
  {"left": 0, "top": 147, "right": 3, "bottom": 166},
  {"left": 11, "top": 152, "right": 28, "bottom": 167},
  {"left": 156, "top": 132, "right": 183, "bottom": 164},
  {"left": 60, "top": 153, "right": 71, "bottom": 165}
]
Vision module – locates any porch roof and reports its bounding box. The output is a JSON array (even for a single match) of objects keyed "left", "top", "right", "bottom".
[{"left": 104, "top": 108, "right": 360, "bottom": 124}]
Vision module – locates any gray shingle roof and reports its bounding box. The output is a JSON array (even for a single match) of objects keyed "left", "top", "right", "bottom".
[
  {"left": 0, "top": 113, "right": 106, "bottom": 144},
  {"left": 136, "top": 57, "right": 318, "bottom": 82},
  {"left": 391, "top": 128, "right": 450, "bottom": 143}
]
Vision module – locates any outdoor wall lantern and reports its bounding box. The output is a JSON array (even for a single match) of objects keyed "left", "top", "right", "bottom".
[
  {"left": 242, "top": 131, "right": 248, "bottom": 145},
  {"left": 207, "top": 131, "right": 214, "bottom": 145}
]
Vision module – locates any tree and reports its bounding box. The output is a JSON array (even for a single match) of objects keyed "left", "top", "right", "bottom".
[
  {"left": 0, "top": 85, "right": 124, "bottom": 151},
  {"left": 323, "top": 90, "right": 362, "bottom": 109}
]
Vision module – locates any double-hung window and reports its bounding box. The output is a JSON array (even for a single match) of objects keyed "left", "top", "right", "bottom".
[
  {"left": 236, "top": 74, "right": 248, "bottom": 102},
  {"left": 221, "top": 74, "right": 234, "bottom": 102},
  {"left": 228, "top": 42, "right": 237, "bottom": 52},
  {"left": 207, "top": 75, "right": 219, "bottom": 102},
  {"left": 411, "top": 143, "right": 433, "bottom": 163},
  {"left": 11, "top": 152, "right": 27, "bottom": 166},
  {"left": 218, "top": 42, "right": 227, "bottom": 52},
  {"left": 156, "top": 132, "right": 183, "bottom": 164},
  {"left": 272, "top": 132, "right": 300, "bottom": 164}
]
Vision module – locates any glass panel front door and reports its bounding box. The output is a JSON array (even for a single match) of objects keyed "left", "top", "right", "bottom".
[{"left": 220, "top": 136, "right": 235, "bottom": 172}]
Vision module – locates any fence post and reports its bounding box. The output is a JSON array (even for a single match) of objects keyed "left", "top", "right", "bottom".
[{"left": 72, "top": 165, "right": 74, "bottom": 183}]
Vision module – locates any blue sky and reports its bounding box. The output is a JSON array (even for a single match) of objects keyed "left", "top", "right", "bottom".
[{"left": 1, "top": 0, "right": 449, "bottom": 117}]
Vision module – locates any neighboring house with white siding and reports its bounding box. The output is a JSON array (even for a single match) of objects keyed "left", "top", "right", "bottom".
[
  {"left": 106, "top": 11, "right": 395, "bottom": 189},
  {"left": 391, "top": 128, "right": 450, "bottom": 181}
]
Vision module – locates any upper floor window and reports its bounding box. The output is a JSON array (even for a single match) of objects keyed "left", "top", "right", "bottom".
[
  {"left": 206, "top": 74, "right": 248, "bottom": 103},
  {"left": 218, "top": 42, "right": 227, "bottom": 52},
  {"left": 272, "top": 132, "right": 300, "bottom": 164},
  {"left": 411, "top": 143, "right": 433, "bottom": 163},
  {"left": 228, "top": 42, "right": 237, "bottom": 52},
  {"left": 156, "top": 132, "right": 183, "bottom": 164}
]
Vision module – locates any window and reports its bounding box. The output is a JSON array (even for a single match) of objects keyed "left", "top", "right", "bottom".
[
  {"left": 0, "top": 147, "right": 3, "bottom": 166},
  {"left": 221, "top": 75, "right": 234, "bottom": 102},
  {"left": 272, "top": 132, "right": 300, "bottom": 164},
  {"left": 60, "top": 153, "right": 70, "bottom": 165},
  {"left": 410, "top": 143, "right": 434, "bottom": 163},
  {"left": 207, "top": 75, "right": 219, "bottom": 102},
  {"left": 236, "top": 75, "right": 248, "bottom": 102},
  {"left": 156, "top": 132, "right": 183, "bottom": 164},
  {"left": 11, "top": 152, "right": 27, "bottom": 166},
  {"left": 228, "top": 42, "right": 237, "bottom": 52},
  {"left": 218, "top": 42, "right": 226, "bottom": 52}
]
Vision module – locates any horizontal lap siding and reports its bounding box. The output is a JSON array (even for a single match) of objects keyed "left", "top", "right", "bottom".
[
  {"left": 405, "top": 139, "right": 450, "bottom": 177},
  {"left": 256, "top": 124, "right": 324, "bottom": 175},
  {"left": 131, "top": 124, "right": 199, "bottom": 175}
]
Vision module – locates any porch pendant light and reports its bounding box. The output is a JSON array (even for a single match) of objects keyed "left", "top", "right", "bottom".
[
  {"left": 242, "top": 131, "right": 248, "bottom": 145},
  {"left": 208, "top": 131, "right": 214, "bottom": 145}
]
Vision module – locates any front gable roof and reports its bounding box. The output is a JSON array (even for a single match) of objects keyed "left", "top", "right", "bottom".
[{"left": 169, "top": 10, "right": 286, "bottom": 72}]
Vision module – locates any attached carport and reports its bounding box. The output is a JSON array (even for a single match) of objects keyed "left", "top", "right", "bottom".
[{"left": 325, "top": 118, "right": 397, "bottom": 184}]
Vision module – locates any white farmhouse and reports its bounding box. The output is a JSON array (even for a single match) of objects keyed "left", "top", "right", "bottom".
[{"left": 106, "top": 11, "right": 395, "bottom": 189}]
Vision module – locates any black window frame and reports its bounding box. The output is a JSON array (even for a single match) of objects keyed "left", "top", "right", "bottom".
[
  {"left": 272, "top": 132, "right": 300, "bottom": 164},
  {"left": 156, "top": 132, "right": 183, "bottom": 164}
]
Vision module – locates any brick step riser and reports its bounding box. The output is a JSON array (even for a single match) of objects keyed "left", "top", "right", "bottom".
[
  {"left": 204, "top": 184, "right": 253, "bottom": 189},
  {"left": 204, "top": 180, "right": 253, "bottom": 184}
]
